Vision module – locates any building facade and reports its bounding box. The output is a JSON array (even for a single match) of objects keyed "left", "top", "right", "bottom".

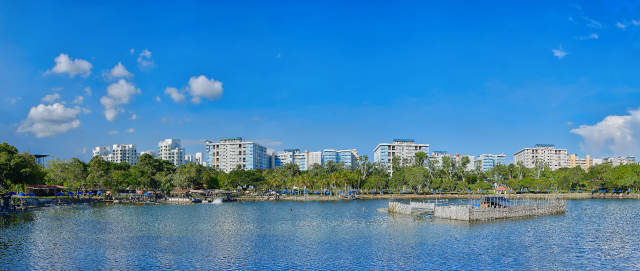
[
  {"left": 92, "top": 144, "right": 138, "bottom": 165},
  {"left": 569, "top": 154, "right": 591, "bottom": 170},
  {"left": 307, "top": 151, "right": 322, "bottom": 169},
  {"left": 476, "top": 153, "right": 506, "bottom": 171},
  {"left": 373, "top": 139, "right": 430, "bottom": 174},
  {"left": 205, "top": 137, "right": 269, "bottom": 173},
  {"left": 607, "top": 156, "right": 636, "bottom": 167},
  {"left": 158, "top": 139, "right": 185, "bottom": 167},
  {"left": 513, "top": 144, "right": 568, "bottom": 170}
]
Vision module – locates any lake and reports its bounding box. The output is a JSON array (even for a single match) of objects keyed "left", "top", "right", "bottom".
[{"left": 1, "top": 199, "right": 639, "bottom": 270}]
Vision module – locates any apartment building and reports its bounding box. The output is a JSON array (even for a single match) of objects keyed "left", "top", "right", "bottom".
[
  {"left": 373, "top": 139, "right": 430, "bottom": 174},
  {"left": 476, "top": 153, "right": 506, "bottom": 171},
  {"left": 92, "top": 144, "right": 138, "bottom": 165},
  {"left": 158, "top": 139, "right": 185, "bottom": 167},
  {"left": 205, "top": 137, "right": 269, "bottom": 173},
  {"left": 513, "top": 144, "right": 568, "bottom": 170}
]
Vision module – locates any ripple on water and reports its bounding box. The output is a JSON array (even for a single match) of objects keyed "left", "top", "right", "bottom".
[{"left": 0, "top": 199, "right": 639, "bottom": 270}]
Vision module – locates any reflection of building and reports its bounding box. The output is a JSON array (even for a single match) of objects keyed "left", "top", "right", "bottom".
[
  {"left": 513, "top": 144, "right": 568, "bottom": 170},
  {"left": 373, "top": 139, "right": 430, "bottom": 174},
  {"left": 158, "top": 139, "right": 184, "bottom": 167},
  {"left": 205, "top": 137, "right": 269, "bottom": 172},
  {"left": 476, "top": 154, "right": 506, "bottom": 171},
  {"left": 569, "top": 154, "right": 591, "bottom": 170},
  {"left": 93, "top": 144, "right": 139, "bottom": 165}
]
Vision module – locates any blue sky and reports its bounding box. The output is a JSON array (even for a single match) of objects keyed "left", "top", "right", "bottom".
[{"left": 2, "top": 1, "right": 640, "bottom": 162}]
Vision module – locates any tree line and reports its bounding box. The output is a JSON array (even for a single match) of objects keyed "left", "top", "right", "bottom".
[{"left": 1, "top": 142, "right": 639, "bottom": 195}]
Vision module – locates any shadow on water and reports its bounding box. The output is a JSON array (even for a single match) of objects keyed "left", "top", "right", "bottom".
[{"left": 0, "top": 212, "right": 35, "bottom": 228}]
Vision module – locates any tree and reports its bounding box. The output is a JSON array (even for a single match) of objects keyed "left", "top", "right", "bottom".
[{"left": 414, "top": 152, "right": 427, "bottom": 167}]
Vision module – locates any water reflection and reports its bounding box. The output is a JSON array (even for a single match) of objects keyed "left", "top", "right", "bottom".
[{"left": 0, "top": 200, "right": 639, "bottom": 269}]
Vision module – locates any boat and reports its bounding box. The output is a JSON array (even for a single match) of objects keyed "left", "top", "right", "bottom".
[
  {"left": 191, "top": 198, "right": 203, "bottom": 203},
  {"left": 212, "top": 198, "right": 223, "bottom": 204}
]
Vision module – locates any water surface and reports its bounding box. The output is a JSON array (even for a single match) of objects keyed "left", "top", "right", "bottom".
[{"left": 1, "top": 199, "right": 639, "bottom": 270}]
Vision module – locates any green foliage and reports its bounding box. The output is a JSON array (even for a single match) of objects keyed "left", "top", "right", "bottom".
[{"left": 2, "top": 142, "right": 640, "bottom": 194}]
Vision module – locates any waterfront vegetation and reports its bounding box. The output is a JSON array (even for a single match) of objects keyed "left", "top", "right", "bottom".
[{"left": 1, "top": 142, "right": 640, "bottom": 195}]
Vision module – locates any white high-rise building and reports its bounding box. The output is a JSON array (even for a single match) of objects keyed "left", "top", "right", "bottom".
[
  {"left": 158, "top": 139, "right": 185, "bottom": 167},
  {"left": 92, "top": 144, "right": 138, "bottom": 165},
  {"left": 453, "top": 154, "right": 476, "bottom": 171},
  {"left": 513, "top": 144, "right": 568, "bottom": 170},
  {"left": 373, "top": 139, "right": 429, "bottom": 174},
  {"left": 204, "top": 137, "right": 269, "bottom": 173},
  {"left": 606, "top": 156, "right": 636, "bottom": 167},
  {"left": 195, "top": 152, "right": 204, "bottom": 165},
  {"left": 307, "top": 151, "right": 322, "bottom": 168}
]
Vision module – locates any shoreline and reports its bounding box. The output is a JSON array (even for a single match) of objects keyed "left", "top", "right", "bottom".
[{"left": 234, "top": 193, "right": 640, "bottom": 201}]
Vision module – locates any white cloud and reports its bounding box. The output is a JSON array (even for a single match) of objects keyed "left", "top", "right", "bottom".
[
  {"left": 155, "top": 96, "right": 161, "bottom": 102},
  {"left": 137, "top": 49, "right": 155, "bottom": 69},
  {"left": 130, "top": 113, "right": 137, "bottom": 120},
  {"left": 41, "top": 93, "right": 61, "bottom": 103},
  {"left": 552, "top": 47, "right": 568, "bottom": 59},
  {"left": 100, "top": 79, "right": 141, "bottom": 121},
  {"left": 47, "top": 53, "right": 92, "bottom": 78},
  {"left": 108, "top": 62, "right": 133, "bottom": 79},
  {"left": 576, "top": 33, "right": 599, "bottom": 40},
  {"left": 571, "top": 108, "right": 640, "bottom": 156},
  {"left": 633, "top": 20, "right": 640, "bottom": 26},
  {"left": 187, "top": 75, "right": 223, "bottom": 104},
  {"left": 84, "top": 87, "right": 92, "bottom": 96},
  {"left": 129, "top": 48, "right": 135, "bottom": 55},
  {"left": 616, "top": 22, "right": 627, "bottom": 29},
  {"left": 164, "top": 87, "right": 186, "bottom": 102},
  {"left": 584, "top": 16, "right": 602, "bottom": 29},
  {"left": 108, "top": 130, "right": 118, "bottom": 135},
  {"left": 17, "top": 103, "right": 84, "bottom": 138},
  {"left": 72, "top": 96, "right": 84, "bottom": 104},
  {"left": 125, "top": 128, "right": 135, "bottom": 133}
]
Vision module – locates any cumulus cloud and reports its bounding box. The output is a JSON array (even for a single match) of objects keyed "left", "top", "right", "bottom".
[
  {"left": 107, "top": 62, "right": 133, "bottom": 79},
  {"left": 571, "top": 108, "right": 640, "bottom": 156},
  {"left": 17, "top": 103, "right": 85, "bottom": 137},
  {"left": 155, "top": 96, "right": 161, "bottom": 102},
  {"left": 84, "top": 87, "right": 92, "bottom": 96},
  {"left": 187, "top": 75, "right": 223, "bottom": 104},
  {"left": 164, "top": 75, "right": 223, "bottom": 104},
  {"left": 552, "top": 47, "right": 568, "bottom": 59},
  {"left": 100, "top": 79, "right": 141, "bottom": 121},
  {"left": 129, "top": 48, "right": 135, "bottom": 55},
  {"left": 616, "top": 22, "right": 627, "bottom": 29},
  {"left": 130, "top": 113, "right": 137, "bottom": 120},
  {"left": 71, "top": 96, "right": 84, "bottom": 104},
  {"left": 47, "top": 53, "right": 92, "bottom": 78},
  {"left": 108, "top": 130, "right": 118, "bottom": 135},
  {"left": 41, "top": 93, "right": 61, "bottom": 103},
  {"left": 137, "top": 49, "right": 154, "bottom": 69},
  {"left": 125, "top": 128, "right": 135, "bottom": 133},
  {"left": 633, "top": 20, "right": 640, "bottom": 26},
  {"left": 164, "top": 87, "right": 186, "bottom": 102}
]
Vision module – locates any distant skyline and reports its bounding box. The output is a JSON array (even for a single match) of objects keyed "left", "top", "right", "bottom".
[{"left": 2, "top": 1, "right": 640, "bottom": 162}]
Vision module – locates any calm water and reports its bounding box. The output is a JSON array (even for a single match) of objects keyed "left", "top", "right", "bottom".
[{"left": 1, "top": 199, "right": 639, "bottom": 270}]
